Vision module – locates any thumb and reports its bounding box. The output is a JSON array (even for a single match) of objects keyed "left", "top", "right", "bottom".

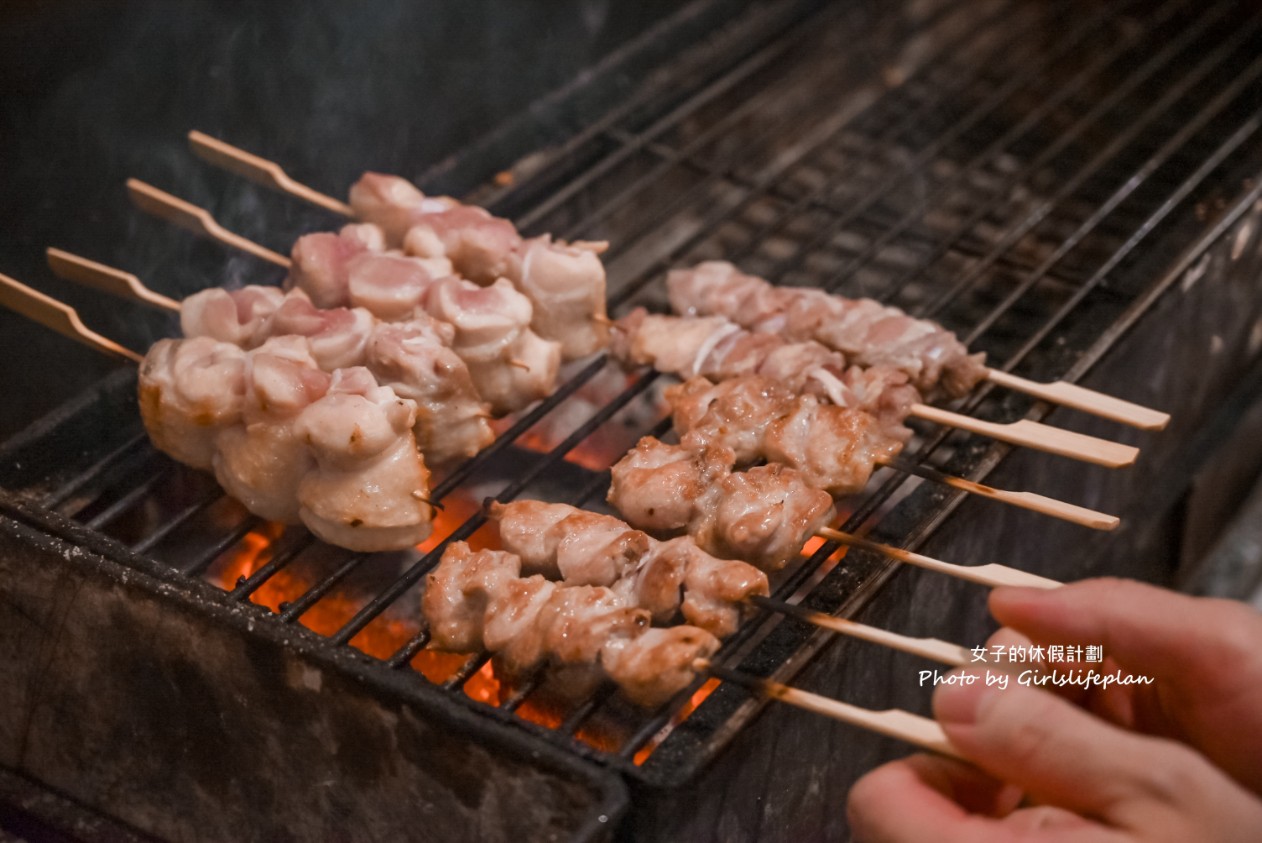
[{"left": 933, "top": 670, "right": 1205, "bottom": 823}]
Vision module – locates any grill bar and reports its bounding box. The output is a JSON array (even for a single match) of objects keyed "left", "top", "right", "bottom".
[
  {"left": 41, "top": 431, "right": 147, "bottom": 509},
  {"left": 607, "top": 3, "right": 1070, "bottom": 307},
  {"left": 732, "top": 0, "right": 1175, "bottom": 278},
  {"left": 830, "top": 1, "right": 1242, "bottom": 311},
  {"left": 554, "top": 1, "right": 1023, "bottom": 246}
]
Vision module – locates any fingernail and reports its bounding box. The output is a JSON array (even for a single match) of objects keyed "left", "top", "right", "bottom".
[{"left": 933, "top": 675, "right": 1003, "bottom": 725}]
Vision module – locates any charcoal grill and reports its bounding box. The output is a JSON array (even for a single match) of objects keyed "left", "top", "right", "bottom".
[{"left": 3, "top": 0, "right": 1262, "bottom": 839}]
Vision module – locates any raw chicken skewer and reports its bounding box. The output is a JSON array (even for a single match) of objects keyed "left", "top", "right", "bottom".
[
  {"left": 124, "top": 182, "right": 563, "bottom": 415},
  {"left": 668, "top": 261, "right": 1169, "bottom": 429},
  {"left": 487, "top": 500, "right": 973, "bottom": 666},
  {"left": 46, "top": 248, "right": 494, "bottom": 464},
  {"left": 609, "top": 435, "right": 1060, "bottom": 589},
  {"left": 185, "top": 130, "right": 611, "bottom": 360},
  {"left": 142, "top": 336, "right": 434, "bottom": 552},
  {"left": 1, "top": 270, "right": 434, "bottom": 552},
  {"left": 665, "top": 374, "right": 1118, "bottom": 529},
  {"left": 613, "top": 309, "right": 1140, "bottom": 468},
  {"left": 47, "top": 242, "right": 552, "bottom": 434}
]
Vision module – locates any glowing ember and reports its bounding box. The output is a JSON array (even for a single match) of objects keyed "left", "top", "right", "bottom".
[{"left": 199, "top": 492, "right": 627, "bottom": 754}]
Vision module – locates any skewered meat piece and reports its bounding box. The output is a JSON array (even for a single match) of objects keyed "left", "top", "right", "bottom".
[
  {"left": 487, "top": 501, "right": 769, "bottom": 636},
  {"left": 609, "top": 437, "right": 835, "bottom": 571},
  {"left": 665, "top": 376, "right": 909, "bottom": 495},
  {"left": 424, "top": 275, "right": 561, "bottom": 414},
  {"left": 605, "top": 436, "right": 734, "bottom": 534},
  {"left": 613, "top": 308, "right": 920, "bottom": 427},
  {"left": 287, "top": 228, "right": 453, "bottom": 312},
  {"left": 506, "top": 235, "right": 609, "bottom": 358},
  {"left": 422, "top": 542, "right": 522, "bottom": 652},
  {"left": 349, "top": 173, "right": 610, "bottom": 360},
  {"left": 702, "top": 463, "right": 835, "bottom": 570},
  {"left": 484, "top": 500, "right": 649, "bottom": 585},
  {"left": 292, "top": 367, "right": 433, "bottom": 552},
  {"left": 602, "top": 626, "right": 720, "bottom": 709},
  {"left": 213, "top": 337, "right": 331, "bottom": 522},
  {"left": 423, "top": 542, "right": 717, "bottom": 707},
  {"left": 364, "top": 320, "right": 495, "bottom": 463},
  {"left": 138, "top": 336, "right": 247, "bottom": 470},
  {"left": 180, "top": 285, "right": 494, "bottom": 464},
  {"left": 140, "top": 337, "right": 438, "bottom": 551},
  {"left": 667, "top": 261, "right": 988, "bottom": 397},
  {"left": 180, "top": 285, "right": 285, "bottom": 348}
]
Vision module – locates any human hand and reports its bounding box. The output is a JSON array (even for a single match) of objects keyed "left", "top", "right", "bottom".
[{"left": 847, "top": 578, "right": 1262, "bottom": 841}]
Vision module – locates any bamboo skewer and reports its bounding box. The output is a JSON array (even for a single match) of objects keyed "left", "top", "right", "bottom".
[
  {"left": 878, "top": 456, "right": 1118, "bottom": 530},
  {"left": 695, "top": 658, "right": 964, "bottom": 760},
  {"left": 985, "top": 369, "right": 1168, "bottom": 431},
  {"left": 187, "top": 130, "right": 354, "bottom": 217},
  {"left": 185, "top": 132, "right": 1170, "bottom": 432},
  {"left": 126, "top": 179, "right": 291, "bottom": 268},
  {"left": 0, "top": 273, "right": 143, "bottom": 363},
  {"left": 815, "top": 526, "right": 1061, "bottom": 590},
  {"left": 42, "top": 250, "right": 1121, "bottom": 531},
  {"left": 750, "top": 594, "right": 971, "bottom": 666},
  {"left": 909, "top": 403, "right": 1137, "bottom": 468},
  {"left": 46, "top": 249, "right": 180, "bottom": 312}
]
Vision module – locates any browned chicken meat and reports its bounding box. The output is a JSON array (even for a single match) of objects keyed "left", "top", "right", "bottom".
[
  {"left": 609, "top": 437, "right": 835, "bottom": 571},
  {"left": 349, "top": 173, "right": 609, "bottom": 359},
  {"left": 422, "top": 542, "right": 522, "bottom": 652},
  {"left": 422, "top": 542, "right": 720, "bottom": 708},
  {"left": 601, "top": 626, "right": 720, "bottom": 709},
  {"left": 667, "top": 261, "right": 987, "bottom": 398},
  {"left": 604, "top": 436, "right": 735, "bottom": 534},
  {"left": 665, "top": 375, "right": 909, "bottom": 495},
  {"left": 487, "top": 501, "right": 768, "bottom": 637}
]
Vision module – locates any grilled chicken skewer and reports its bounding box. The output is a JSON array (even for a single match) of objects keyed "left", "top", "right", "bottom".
[
  {"left": 613, "top": 309, "right": 1139, "bottom": 468},
  {"left": 668, "top": 261, "right": 1169, "bottom": 429},
  {"left": 485, "top": 500, "right": 770, "bottom": 638},
  {"left": 185, "top": 131, "right": 611, "bottom": 360},
  {"left": 665, "top": 374, "right": 1118, "bottom": 529},
  {"left": 609, "top": 436, "right": 1059, "bottom": 589},
  {"left": 487, "top": 499, "right": 973, "bottom": 664},
  {"left": 423, "top": 541, "right": 720, "bottom": 708}
]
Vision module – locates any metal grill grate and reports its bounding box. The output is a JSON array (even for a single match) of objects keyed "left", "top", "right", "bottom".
[{"left": 4, "top": 0, "right": 1262, "bottom": 788}]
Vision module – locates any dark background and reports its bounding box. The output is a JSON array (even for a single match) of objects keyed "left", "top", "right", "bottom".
[{"left": 0, "top": 0, "right": 687, "bottom": 441}]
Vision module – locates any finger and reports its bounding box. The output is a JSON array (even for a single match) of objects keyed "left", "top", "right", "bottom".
[
  {"left": 933, "top": 670, "right": 1214, "bottom": 821},
  {"left": 848, "top": 755, "right": 1023, "bottom": 843},
  {"left": 989, "top": 578, "right": 1262, "bottom": 693},
  {"left": 989, "top": 578, "right": 1262, "bottom": 788}
]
